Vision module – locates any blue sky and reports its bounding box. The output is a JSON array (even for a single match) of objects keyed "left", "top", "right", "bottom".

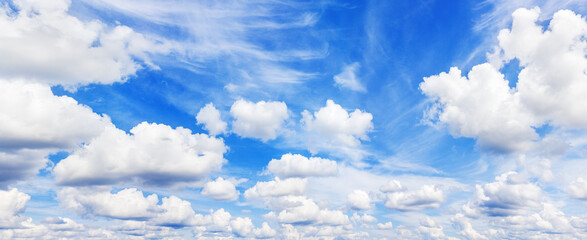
[{"left": 2, "top": 0, "right": 587, "bottom": 239}]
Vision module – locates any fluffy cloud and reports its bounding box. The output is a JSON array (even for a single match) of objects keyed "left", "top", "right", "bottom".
[
  {"left": 420, "top": 64, "right": 537, "bottom": 153},
  {"left": 383, "top": 184, "right": 445, "bottom": 211},
  {"left": 0, "top": 188, "right": 31, "bottom": 229},
  {"left": 421, "top": 7, "right": 587, "bottom": 153},
  {"left": 567, "top": 177, "right": 587, "bottom": 201},
  {"left": 0, "top": 80, "right": 110, "bottom": 184},
  {"left": 377, "top": 221, "right": 393, "bottom": 229},
  {"left": 266, "top": 196, "right": 350, "bottom": 226},
  {"left": 54, "top": 122, "right": 227, "bottom": 186},
  {"left": 230, "top": 217, "right": 253, "bottom": 237},
  {"left": 451, "top": 214, "right": 487, "bottom": 240},
  {"left": 230, "top": 99, "right": 289, "bottom": 142},
  {"left": 347, "top": 190, "right": 371, "bottom": 210},
  {"left": 253, "top": 222, "right": 277, "bottom": 238},
  {"left": 58, "top": 188, "right": 160, "bottom": 220},
  {"left": 333, "top": 62, "right": 366, "bottom": 92},
  {"left": 267, "top": 153, "right": 338, "bottom": 179},
  {"left": 380, "top": 179, "right": 406, "bottom": 193},
  {"left": 351, "top": 213, "right": 377, "bottom": 224},
  {"left": 244, "top": 177, "right": 307, "bottom": 200},
  {"left": 463, "top": 172, "right": 542, "bottom": 217},
  {"left": 0, "top": 0, "right": 171, "bottom": 89},
  {"left": 201, "top": 177, "right": 239, "bottom": 201},
  {"left": 196, "top": 103, "right": 227, "bottom": 136},
  {"left": 301, "top": 100, "right": 373, "bottom": 156}
]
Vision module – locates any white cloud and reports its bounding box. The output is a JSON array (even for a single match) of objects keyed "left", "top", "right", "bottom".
[
  {"left": 420, "top": 64, "right": 537, "bottom": 153},
  {"left": 267, "top": 153, "right": 338, "bottom": 179},
  {"left": 0, "top": 188, "right": 31, "bottom": 229},
  {"left": 253, "top": 222, "right": 277, "bottom": 238},
  {"left": 451, "top": 214, "right": 487, "bottom": 240},
  {"left": 0, "top": 0, "right": 171, "bottom": 89},
  {"left": 347, "top": 190, "right": 371, "bottom": 210},
  {"left": 333, "top": 62, "right": 366, "bottom": 92},
  {"left": 230, "top": 217, "right": 253, "bottom": 237},
  {"left": 58, "top": 187, "right": 160, "bottom": 220},
  {"left": 230, "top": 99, "right": 289, "bottom": 142},
  {"left": 418, "top": 217, "right": 449, "bottom": 239},
  {"left": 266, "top": 196, "right": 350, "bottom": 226},
  {"left": 0, "top": 80, "right": 110, "bottom": 184},
  {"left": 201, "top": 177, "right": 239, "bottom": 201},
  {"left": 351, "top": 213, "right": 377, "bottom": 224},
  {"left": 380, "top": 179, "right": 406, "bottom": 193},
  {"left": 567, "top": 177, "right": 587, "bottom": 201},
  {"left": 54, "top": 122, "right": 227, "bottom": 186},
  {"left": 244, "top": 177, "right": 307, "bottom": 200},
  {"left": 301, "top": 100, "right": 373, "bottom": 159},
  {"left": 383, "top": 184, "right": 445, "bottom": 211},
  {"left": 377, "top": 221, "right": 393, "bottom": 229},
  {"left": 196, "top": 103, "right": 227, "bottom": 136},
  {"left": 421, "top": 7, "right": 587, "bottom": 153},
  {"left": 463, "top": 172, "right": 542, "bottom": 217}
]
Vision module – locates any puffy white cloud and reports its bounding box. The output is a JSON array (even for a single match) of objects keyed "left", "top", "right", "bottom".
[
  {"left": 333, "top": 62, "right": 366, "bottom": 92},
  {"left": 54, "top": 122, "right": 227, "bottom": 186},
  {"left": 351, "top": 213, "right": 377, "bottom": 224},
  {"left": 244, "top": 177, "right": 307, "bottom": 200},
  {"left": 420, "top": 64, "right": 537, "bottom": 153},
  {"left": 417, "top": 217, "right": 449, "bottom": 239},
  {"left": 230, "top": 99, "right": 289, "bottom": 142},
  {"left": 377, "top": 221, "right": 393, "bottom": 229},
  {"left": 253, "top": 222, "right": 277, "bottom": 238},
  {"left": 347, "top": 190, "right": 371, "bottom": 210},
  {"left": 0, "top": 188, "right": 31, "bottom": 228},
  {"left": 380, "top": 179, "right": 406, "bottom": 193},
  {"left": 451, "top": 214, "right": 487, "bottom": 240},
  {"left": 58, "top": 187, "right": 160, "bottom": 220},
  {"left": 421, "top": 8, "right": 587, "bottom": 153},
  {"left": 267, "top": 153, "right": 338, "bottom": 179},
  {"left": 196, "top": 103, "right": 227, "bottom": 136},
  {"left": 498, "top": 8, "right": 587, "bottom": 129},
  {"left": 567, "top": 177, "right": 587, "bottom": 201},
  {"left": 0, "top": 80, "right": 110, "bottom": 184},
  {"left": 463, "top": 172, "right": 542, "bottom": 217},
  {"left": 0, "top": 0, "right": 171, "bottom": 89},
  {"left": 201, "top": 177, "right": 239, "bottom": 201},
  {"left": 383, "top": 184, "right": 445, "bottom": 211},
  {"left": 230, "top": 217, "right": 253, "bottom": 237},
  {"left": 267, "top": 196, "right": 350, "bottom": 226},
  {"left": 301, "top": 100, "right": 373, "bottom": 157},
  {"left": 152, "top": 196, "right": 199, "bottom": 227}
]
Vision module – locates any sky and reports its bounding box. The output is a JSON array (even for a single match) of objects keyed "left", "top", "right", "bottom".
[{"left": 1, "top": 0, "right": 587, "bottom": 239}]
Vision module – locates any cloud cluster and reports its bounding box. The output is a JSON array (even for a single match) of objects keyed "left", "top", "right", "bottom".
[
  {"left": 421, "top": 7, "right": 587, "bottom": 153},
  {"left": 54, "top": 122, "right": 227, "bottom": 186},
  {"left": 0, "top": 0, "right": 171, "bottom": 89}
]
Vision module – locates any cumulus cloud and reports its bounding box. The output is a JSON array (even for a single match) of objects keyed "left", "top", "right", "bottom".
[
  {"left": 0, "top": 80, "right": 110, "bottom": 184},
  {"left": 347, "top": 190, "right": 371, "bottom": 210},
  {"left": 0, "top": 188, "right": 31, "bottom": 229},
  {"left": 253, "top": 222, "right": 277, "bottom": 238},
  {"left": 377, "top": 221, "right": 393, "bottom": 229},
  {"left": 196, "top": 103, "right": 227, "bottom": 136},
  {"left": 267, "top": 153, "right": 338, "bottom": 179},
  {"left": 351, "top": 213, "right": 377, "bottom": 224},
  {"left": 451, "top": 214, "right": 487, "bottom": 240},
  {"left": 421, "top": 7, "right": 587, "bottom": 153},
  {"left": 301, "top": 100, "right": 373, "bottom": 158},
  {"left": 230, "top": 99, "right": 289, "bottom": 142},
  {"left": 383, "top": 184, "right": 445, "bottom": 211},
  {"left": 333, "top": 62, "right": 366, "bottom": 92},
  {"left": 567, "top": 177, "right": 587, "bottom": 201},
  {"left": 201, "top": 177, "right": 239, "bottom": 201},
  {"left": 230, "top": 217, "right": 253, "bottom": 237},
  {"left": 0, "top": 0, "right": 172, "bottom": 89},
  {"left": 463, "top": 172, "right": 542, "bottom": 217},
  {"left": 244, "top": 177, "right": 307, "bottom": 200},
  {"left": 54, "top": 122, "right": 227, "bottom": 186},
  {"left": 266, "top": 196, "right": 350, "bottom": 226}
]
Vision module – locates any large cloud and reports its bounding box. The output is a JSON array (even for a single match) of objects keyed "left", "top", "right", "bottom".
[
  {"left": 0, "top": 80, "right": 110, "bottom": 185},
  {"left": 0, "top": 0, "right": 171, "bottom": 89},
  {"left": 267, "top": 153, "right": 338, "bottom": 179},
  {"left": 230, "top": 99, "right": 289, "bottom": 142},
  {"left": 420, "top": 7, "right": 587, "bottom": 153},
  {"left": 0, "top": 188, "right": 31, "bottom": 229},
  {"left": 54, "top": 122, "right": 227, "bottom": 186}
]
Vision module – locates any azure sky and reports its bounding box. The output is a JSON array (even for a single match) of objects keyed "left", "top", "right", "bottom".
[{"left": 1, "top": 0, "right": 587, "bottom": 239}]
